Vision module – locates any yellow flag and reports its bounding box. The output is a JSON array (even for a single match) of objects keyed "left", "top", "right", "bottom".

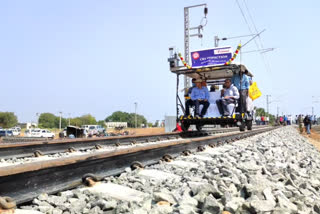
[{"left": 249, "top": 82, "right": 262, "bottom": 100}]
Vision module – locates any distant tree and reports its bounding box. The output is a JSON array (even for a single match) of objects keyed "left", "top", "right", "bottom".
[
  {"left": 0, "top": 112, "right": 18, "bottom": 128},
  {"left": 128, "top": 113, "right": 147, "bottom": 128},
  {"left": 255, "top": 107, "right": 276, "bottom": 125},
  {"left": 70, "top": 118, "right": 82, "bottom": 127},
  {"left": 54, "top": 117, "right": 68, "bottom": 129},
  {"left": 79, "top": 114, "right": 97, "bottom": 125},
  {"left": 106, "top": 111, "right": 148, "bottom": 128},
  {"left": 255, "top": 108, "right": 266, "bottom": 116},
  {"left": 147, "top": 123, "right": 153, "bottom": 128},
  {"left": 70, "top": 114, "right": 97, "bottom": 127},
  {"left": 38, "top": 113, "right": 57, "bottom": 128},
  {"left": 153, "top": 120, "right": 159, "bottom": 127},
  {"left": 97, "top": 120, "right": 106, "bottom": 128},
  {"left": 105, "top": 111, "right": 130, "bottom": 123}
]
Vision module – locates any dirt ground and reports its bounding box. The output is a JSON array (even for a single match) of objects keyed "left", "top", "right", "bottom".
[
  {"left": 300, "top": 126, "right": 320, "bottom": 151},
  {"left": 109, "top": 127, "right": 165, "bottom": 135}
]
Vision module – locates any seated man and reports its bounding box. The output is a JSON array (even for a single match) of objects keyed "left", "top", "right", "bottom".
[
  {"left": 185, "top": 79, "right": 210, "bottom": 117},
  {"left": 216, "top": 79, "right": 239, "bottom": 116},
  {"left": 184, "top": 78, "right": 196, "bottom": 117}
]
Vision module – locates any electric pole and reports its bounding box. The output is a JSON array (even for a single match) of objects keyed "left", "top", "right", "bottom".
[
  {"left": 184, "top": 4, "right": 208, "bottom": 91},
  {"left": 312, "top": 96, "right": 319, "bottom": 116},
  {"left": 134, "top": 102, "right": 138, "bottom": 128},
  {"left": 59, "top": 111, "right": 62, "bottom": 131},
  {"left": 266, "top": 95, "right": 271, "bottom": 115}
]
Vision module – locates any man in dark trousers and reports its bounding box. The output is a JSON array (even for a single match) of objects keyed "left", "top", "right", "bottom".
[
  {"left": 303, "top": 115, "right": 311, "bottom": 135},
  {"left": 187, "top": 79, "right": 210, "bottom": 117},
  {"left": 231, "top": 70, "right": 250, "bottom": 113}
]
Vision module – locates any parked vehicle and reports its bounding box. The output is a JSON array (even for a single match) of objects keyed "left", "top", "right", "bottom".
[
  {"left": 36, "top": 129, "right": 55, "bottom": 139},
  {"left": 81, "top": 125, "right": 105, "bottom": 136},
  {"left": 24, "top": 129, "right": 55, "bottom": 139},
  {"left": 11, "top": 126, "right": 21, "bottom": 131},
  {"left": 24, "top": 129, "right": 41, "bottom": 137},
  {"left": 9, "top": 128, "right": 20, "bottom": 136},
  {"left": 0, "top": 130, "right": 13, "bottom": 137}
]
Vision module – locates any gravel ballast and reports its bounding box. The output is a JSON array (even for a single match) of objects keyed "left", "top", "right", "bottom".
[{"left": 19, "top": 127, "right": 320, "bottom": 214}]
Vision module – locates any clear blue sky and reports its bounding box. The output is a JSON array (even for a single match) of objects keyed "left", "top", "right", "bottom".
[{"left": 0, "top": 0, "right": 319, "bottom": 123}]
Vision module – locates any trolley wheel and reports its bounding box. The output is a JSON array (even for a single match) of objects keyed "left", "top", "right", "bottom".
[
  {"left": 196, "top": 124, "right": 203, "bottom": 132},
  {"left": 246, "top": 120, "right": 253, "bottom": 130},
  {"left": 181, "top": 123, "right": 190, "bottom": 132},
  {"left": 239, "top": 122, "right": 246, "bottom": 132}
]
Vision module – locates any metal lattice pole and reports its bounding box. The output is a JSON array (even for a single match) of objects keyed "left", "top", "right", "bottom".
[{"left": 184, "top": 7, "right": 190, "bottom": 91}]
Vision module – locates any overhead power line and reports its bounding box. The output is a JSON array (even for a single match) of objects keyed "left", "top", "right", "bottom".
[
  {"left": 243, "top": 0, "right": 272, "bottom": 72},
  {"left": 235, "top": 0, "right": 271, "bottom": 72}
]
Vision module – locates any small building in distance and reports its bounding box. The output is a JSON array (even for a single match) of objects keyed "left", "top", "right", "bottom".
[
  {"left": 105, "top": 122, "right": 128, "bottom": 129},
  {"left": 18, "top": 122, "right": 37, "bottom": 129}
]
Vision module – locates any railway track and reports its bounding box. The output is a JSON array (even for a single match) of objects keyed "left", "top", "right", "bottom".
[
  {"left": 0, "top": 126, "right": 266, "bottom": 160},
  {"left": 0, "top": 126, "right": 275, "bottom": 210}
]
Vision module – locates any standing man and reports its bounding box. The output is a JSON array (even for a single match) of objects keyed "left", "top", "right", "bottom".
[
  {"left": 190, "top": 79, "right": 210, "bottom": 117},
  {"left": 216, "top": 79, "right": 239, "bottom": 116},
  {"left": 303, "top": 115, "right": 311, "bottom": 135},
  {"left": 298, "top": 114, "right": 304, "bottom": 133},
  {"left": 231, "top": 70, "right": 250, "bottom": 113},
  {"left": 283, "top": 115, "right": 288, "bottom": 126}
]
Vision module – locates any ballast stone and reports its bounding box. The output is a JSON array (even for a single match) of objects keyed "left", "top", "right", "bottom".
[
  {"left": 14, "top": 210, "right": 43, "bottom": 214},
  {"left": 20, "top": 127, "right": 320, "bottom": 213},
  {"left": 201, "top": 195, "right": 222, "bottom": 213},
  {"left": 250, "top": 199, "right": 275, "bottom": 212},
  {"left": 80, "top": 182, "right": 147, "bottom": 202},
  {"left": 167, "top": 160, "right": 199, "bottom": 168},
  {"left": 138, "top": 169, "right": 180, "bottom": 181}
]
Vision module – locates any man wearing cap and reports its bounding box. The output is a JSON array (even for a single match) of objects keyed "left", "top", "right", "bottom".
[
  {"left": 216, "top": 79, "right": 239, "bottom": 116},
  {"left": 185, "top": 79, "right": 209, "bottom": 118}
]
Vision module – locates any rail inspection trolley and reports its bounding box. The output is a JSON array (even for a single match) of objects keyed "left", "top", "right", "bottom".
[{"left": 168, "top": 53, "right": 254, "bottom": 132}]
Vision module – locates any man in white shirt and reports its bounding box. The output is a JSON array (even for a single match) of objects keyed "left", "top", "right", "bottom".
[{"left": 216, "top": 79, "right": 240, "bottom": 116}]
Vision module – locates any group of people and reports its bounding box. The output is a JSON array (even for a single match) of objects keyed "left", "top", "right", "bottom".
[
  {"left": 184, "top": 71, "right": 252, "bottom": 118},
  {"left": 296, "top": 114, "right": 317, "bottom": 135},
  {"left": 274, "top": 114, "right": 317, "bottom": 135},
  {"left": 277, "top": 115, "right": 293, "bottom": 126},
  {"left": 255, "top": 116, "right": 269, "bottom": 125}
]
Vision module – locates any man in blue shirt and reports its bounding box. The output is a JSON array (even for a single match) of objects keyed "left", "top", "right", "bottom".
[
  {"left": 185, "top": 79, "right": 210, "bottom": 117},
  {"left": 231, "top": 71, "right": 250, "bottom": 113}
]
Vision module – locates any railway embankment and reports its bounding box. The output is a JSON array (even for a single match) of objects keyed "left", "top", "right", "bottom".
[{"left": 19, "top": 127, "right": 320, "bottom": 214}]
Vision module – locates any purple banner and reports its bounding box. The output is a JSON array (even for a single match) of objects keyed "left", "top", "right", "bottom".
[{"left": 190, "top": 47, "right": 233, "bottom": 67}]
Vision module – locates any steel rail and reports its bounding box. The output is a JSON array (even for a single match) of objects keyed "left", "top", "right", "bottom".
[
  {"left": 0, "top": 127, "right": 264, "bottom": 159},
  {"left": 0, "top": 126, "right": 275, "bottom": 205}
]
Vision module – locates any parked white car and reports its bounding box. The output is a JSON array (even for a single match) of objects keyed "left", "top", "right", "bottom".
[
  {"left": 25, "top": 129, "right": 55, "bottom": 139},
  {"left": 81, "top": 125, "right": 105, "bottom": 136},
  {"left": 9, "top": 129, "right": 20, "bottom": 136}
]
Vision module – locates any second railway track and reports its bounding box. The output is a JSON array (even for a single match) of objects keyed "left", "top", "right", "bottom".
[{"left": 0, "top": 126, "right": 266, "bottom": 160}]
